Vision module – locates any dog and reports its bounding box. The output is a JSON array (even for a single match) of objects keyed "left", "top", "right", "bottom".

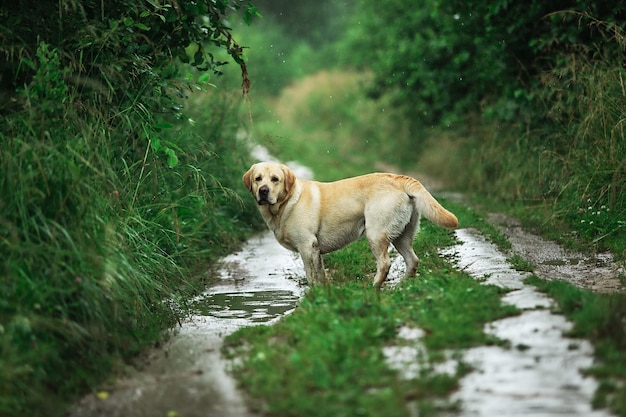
[{"left": 243, "top": 162, "right": 458, "bottom": 289}]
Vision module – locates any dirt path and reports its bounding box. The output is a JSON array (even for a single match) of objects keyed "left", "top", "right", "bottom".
[{"left": 69, "top": 154, "right": 623, "bottom": 416}]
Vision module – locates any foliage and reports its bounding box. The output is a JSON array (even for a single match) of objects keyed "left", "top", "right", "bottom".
[
  {"left": 0, "top": 1, "right": 263, "bottom": 415},
  {"left": 0, "top": 44, "right": 259, "bottom": 415},
  {"left": 342, "top": 0, "right": 626, "bottom": 126},
  {"left": 0, "top": 0, "right": 258, "bottom": 110},
  {"left": 336, "top": 0, "right": 626, "bottom": 256},
  {"left": 445, "top": 32, "right": 626, "bottom": 257}
]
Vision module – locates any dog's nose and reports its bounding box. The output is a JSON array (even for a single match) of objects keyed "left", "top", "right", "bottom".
[{"left": 259, "top": 185, "right": 269, "bottom": 197}]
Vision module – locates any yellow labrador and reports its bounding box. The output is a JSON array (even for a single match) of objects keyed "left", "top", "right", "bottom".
[{"left": 243, "top": 162, "right": 458, "bottom": 289}]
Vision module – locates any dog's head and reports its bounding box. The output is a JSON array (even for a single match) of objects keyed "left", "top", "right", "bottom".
[{"left": 242, "top": 162, "right": 296, "bottom": 206}]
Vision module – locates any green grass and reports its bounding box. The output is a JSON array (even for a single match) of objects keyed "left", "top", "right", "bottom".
[
  {"left": 525, "top": 276, "right": 626, "bottom": 415},
  {"left": 224, "top": 206, "right": 517, "bottom": 417},
  {"left": 0, "top": 54, "right": 261, "bottom": 416}
]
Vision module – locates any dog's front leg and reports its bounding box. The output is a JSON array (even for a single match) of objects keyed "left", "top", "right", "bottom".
[{"left": 300, "top": 239, "right": 328, "bottom": 285}]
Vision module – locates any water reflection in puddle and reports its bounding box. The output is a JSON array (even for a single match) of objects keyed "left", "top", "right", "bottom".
[
  {"left": 385, "top": 228, "right": 614, "bottom": 417},
  {"left": 192, "top": 290, "right": 302, "bottom": 322}
]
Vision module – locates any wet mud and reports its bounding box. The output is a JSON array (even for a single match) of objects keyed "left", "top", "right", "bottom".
[{"left": 488, "top": 213, "right": 624, "bottom": 292}]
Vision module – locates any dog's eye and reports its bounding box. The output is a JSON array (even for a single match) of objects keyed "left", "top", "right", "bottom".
[
  {"left": 271, "top": 176, "right": 280, "bottom": 183},
  {"left": 255, "top": 176, "right": 262, "bottom": 182}
]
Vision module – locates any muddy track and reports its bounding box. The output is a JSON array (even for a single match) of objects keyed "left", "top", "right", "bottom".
[
  {"left": 488, "top": 213, "right": 623, "bottom": 292},
  {"left": 69, "top": 232, "right": 305, "bottom": 417}
]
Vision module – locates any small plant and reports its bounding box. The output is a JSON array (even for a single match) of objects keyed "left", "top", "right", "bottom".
[
  {"left": 508, "top": 254, "right": 535, "bottom": 272},
  {"left": 578, "top": 199, "right": 625, "bottom": 242}
]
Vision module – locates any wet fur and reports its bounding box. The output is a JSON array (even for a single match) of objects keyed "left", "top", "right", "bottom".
[{"left": 243, "top": 162, "right": 458, "bottom": 289}]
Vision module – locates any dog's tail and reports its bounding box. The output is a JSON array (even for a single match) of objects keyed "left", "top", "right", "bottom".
[{"left": 401, "top": 176, "right": 458, "bottom": 229}]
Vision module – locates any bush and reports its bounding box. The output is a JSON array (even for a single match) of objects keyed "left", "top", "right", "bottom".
[{"left": 341, "top": 0, "right": 626, "bottom": 126}]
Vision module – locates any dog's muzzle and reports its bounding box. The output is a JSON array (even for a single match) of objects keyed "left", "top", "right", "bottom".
[{"left": 257, "top": 185, "right": 271, "bottom": 205}]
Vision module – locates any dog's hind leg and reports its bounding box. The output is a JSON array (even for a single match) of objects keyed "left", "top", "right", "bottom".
[
  {"left": 366, "top": 194, "right": 413, "bottom": 289},
  {"left": 392, "top": 212, "right": 420, "bottom": 277},
  {"left": 367, "top": 233, "right": 391, "bottom": 290}
]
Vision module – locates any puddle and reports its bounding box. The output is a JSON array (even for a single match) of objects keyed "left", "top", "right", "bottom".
[
  {"left": 70, "top": 232, "right": 305, "bottom": 417},
  {"left": 192, "top": 290, "right": 300, "bottom": 321}
]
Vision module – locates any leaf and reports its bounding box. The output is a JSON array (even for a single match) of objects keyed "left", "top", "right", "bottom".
[
  {"left": 243, "top": 4, "right": 263, "bottom": 25},
  {"left": 96, "top": 391, "right": 110, "bottom": 400},
  {"left": 198, "top": 72, "right": 212, "bottom": 84},
  {"left": 134, "top": 22, "right": 151, "bottom": 31},
  {"left": 153, "top": 122, "right": 174, "bottom": 130},
  {"left": 150, "top": 137, "right": 161, "bottom": 152},
  {"left": 164, "top": 148, "right": 178, "bottom": 168},
  {"left": 163, "top": 140, "right": 184, "bottom": 153}
]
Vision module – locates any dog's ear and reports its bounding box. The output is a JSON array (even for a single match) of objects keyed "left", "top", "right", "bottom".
[
  {"left": 281, "top": 164, "right": 296, "bottom": 194},
  {"left": 242, "top": 165, "right": 255, "bottom": 192}
]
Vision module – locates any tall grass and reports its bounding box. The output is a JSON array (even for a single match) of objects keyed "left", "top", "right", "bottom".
[
  {"left": 0, "top": 46, "right": 259, "bottom": 416},
  {"left": 439, "top": 38, "right": 626, "bottom": 259}
]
